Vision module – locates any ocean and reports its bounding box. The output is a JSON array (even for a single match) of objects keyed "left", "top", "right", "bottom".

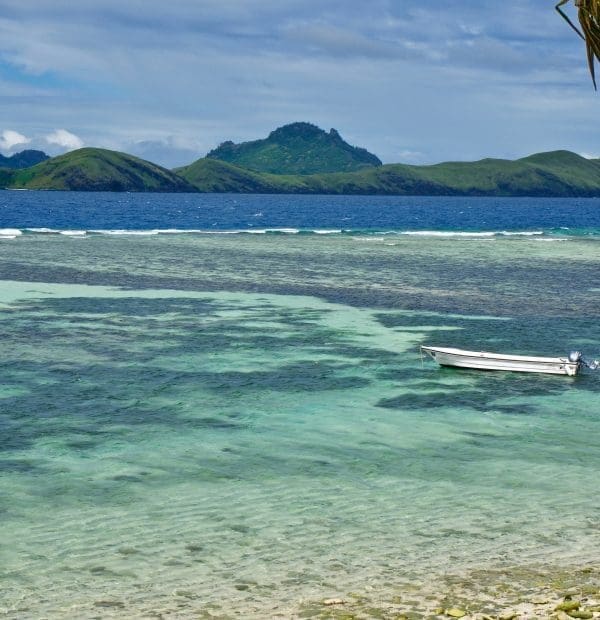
[{"left": 1, "top": 192, "right": 600, "bottom": 619}]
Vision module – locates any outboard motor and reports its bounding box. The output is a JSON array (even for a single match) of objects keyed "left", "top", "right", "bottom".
[
  {"left": 568, "top": 351, "right": 582, "bottom": 363},
  {"left": 569, "top": 350, "right": 599, "bottom": 370}
]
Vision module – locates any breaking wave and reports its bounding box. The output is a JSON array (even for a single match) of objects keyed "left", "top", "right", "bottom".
[{"left": 0, "top": 227, "right": 599, "bottom": 240}]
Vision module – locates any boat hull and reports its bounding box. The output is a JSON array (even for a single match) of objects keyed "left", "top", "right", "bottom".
[{"left": 421, "top": 346, "right": 580, "bottom": 376}]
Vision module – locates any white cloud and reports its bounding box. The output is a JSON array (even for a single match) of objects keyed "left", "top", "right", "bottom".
[
  {"left": 396, "top": 150, "right": 426, "bottom": 163},
  {"left": 126, "top": 135, "right": 205, "bottom": 167},
  {"left": 0, "top": 129, "right": 30, "bottom": 152},
  {"left": 45, "top": 129, "right": 84, "bottom": 150}
]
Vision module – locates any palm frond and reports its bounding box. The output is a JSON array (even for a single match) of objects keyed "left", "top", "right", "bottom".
[{"left": 557, "top": 0, "right": 600, "bottom": 89}]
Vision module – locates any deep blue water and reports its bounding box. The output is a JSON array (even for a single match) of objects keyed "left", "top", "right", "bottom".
[{"left": 1, "top": 191, "right": 600, "bottom": 233}]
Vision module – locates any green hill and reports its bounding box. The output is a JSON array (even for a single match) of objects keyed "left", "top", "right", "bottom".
[
  {"left": 403, "top": 150, "right": 600, "bottom": 196},
  {"left": 0, "top": 149, "right": 49, "bottom": 169},
  {"left": 174, "top": 158, "right": 277, "bottom": 193},
  {"left": 179, "top": 150, "right": 600, "bottom": 196},
  {"left": 2, "top": 139, "right": 599, "bottom": 197},
  {"left": 7, "top": 148, "right": 196, "bottom": 192},
  {"left": 206, "top": 122, "right": 382, "bottom": 174}
]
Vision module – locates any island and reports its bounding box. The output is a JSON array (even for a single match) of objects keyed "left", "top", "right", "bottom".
[{"left": 2, "top": 123, "right": 600, "bottom": 196}]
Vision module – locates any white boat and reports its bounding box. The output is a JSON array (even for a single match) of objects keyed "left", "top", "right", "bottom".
[{"left": 420, "top": 346, "right": 597, "bottom": 376}]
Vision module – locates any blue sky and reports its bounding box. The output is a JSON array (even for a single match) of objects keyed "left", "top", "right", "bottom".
[{"left": 0, "top": 0, "right": 598, "bottom": 166}]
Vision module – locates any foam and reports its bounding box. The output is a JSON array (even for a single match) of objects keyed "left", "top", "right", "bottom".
[
  {"left": 399, "top": 230, "right": 496, "bottom": 237},
  {"left": 1, "top": 226, "right": 596, "bottom": 240},
  {"left": 245, "top": 228, "right": 300, "bottom": 234},
  {"left": 499, "top": 231, "right": 544, "bottom": 236},
  {"left": 89, "top": 229, "right": 161, "bottom": 236},
  {"left": 59, "top": 230, "right": 87, "bottom": 236}
]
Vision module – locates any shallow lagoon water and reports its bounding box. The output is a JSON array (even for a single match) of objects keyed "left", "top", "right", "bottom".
[{"left": 1, "top": 208, "right": 600, "bottom": 617}]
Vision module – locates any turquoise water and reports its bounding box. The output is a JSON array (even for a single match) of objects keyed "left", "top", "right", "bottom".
[{"left": 1, "top": 232, "right": 600, "bottom": 618}]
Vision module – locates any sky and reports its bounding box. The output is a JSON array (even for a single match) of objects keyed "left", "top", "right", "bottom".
[{"left": 0, "top": 0, "right": 599, "bottom": 167}]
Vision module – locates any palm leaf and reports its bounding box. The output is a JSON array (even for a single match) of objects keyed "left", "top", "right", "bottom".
[{"left": 557, "top": 0, "right": 600, "bottom": 89}]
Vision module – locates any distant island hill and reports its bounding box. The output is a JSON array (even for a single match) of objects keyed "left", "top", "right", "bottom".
[{"left": 2, "top": 122, "right": 600, "bottom": 196}]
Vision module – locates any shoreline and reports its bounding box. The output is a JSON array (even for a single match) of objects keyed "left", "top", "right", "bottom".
[
  {"left": 3, "top": 561, "right": 600, "bottom": 619},
  {"left": 294, "top": 562, "right": 600, "bottom": 620}
]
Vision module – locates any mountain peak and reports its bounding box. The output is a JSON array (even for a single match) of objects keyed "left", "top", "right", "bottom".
[
  {"left": 207, "top": 122, "right": 382, "bottom": 174},
  {"left": 518, "top": 149, "right": 586, "bottom": 164},
  {"left": 268, "top": 122, "right": 323, "bottom": 140},
  {"left": 0, "top": 149, "right": 49, "bottom": 169}
]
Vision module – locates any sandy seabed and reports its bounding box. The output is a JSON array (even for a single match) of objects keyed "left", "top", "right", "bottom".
[{"left": 3, "top": 562, "right": 600, "bottom": 619}]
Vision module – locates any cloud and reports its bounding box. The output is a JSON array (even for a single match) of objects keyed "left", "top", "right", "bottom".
[
  {"left": 0, "top": 129, "right": 30, "bottom": 152},
  {"left": 45, "top": 129, "right": 84, "bottom": 150},
  {"left": 396, "top": 150, "right": 426, "bottom": 164},
  {"left": 0, "top": 1, "right": 580, "bottom": 79},
  {"left": 579, "top": 151, "right": 600, "bottom": 160},
  {"left": 281, "top": 22, "right": 402, "bottom": 59},
  {"left": 126, "top": 136, "right": 204, "bottom": 168}
]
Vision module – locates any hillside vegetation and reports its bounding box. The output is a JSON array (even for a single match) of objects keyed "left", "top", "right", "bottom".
[
  {"left": 178, "top": 150, "right": 600, "bottom": 197},
  {"left": 206, "top": 122, "right": 382, "bottom": 174},
  {"left": 173, "top": 158, "right": 276, "bottom": 193},
  {"left": 8, "top": 148, "right": 195, "bottom": 192}
]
